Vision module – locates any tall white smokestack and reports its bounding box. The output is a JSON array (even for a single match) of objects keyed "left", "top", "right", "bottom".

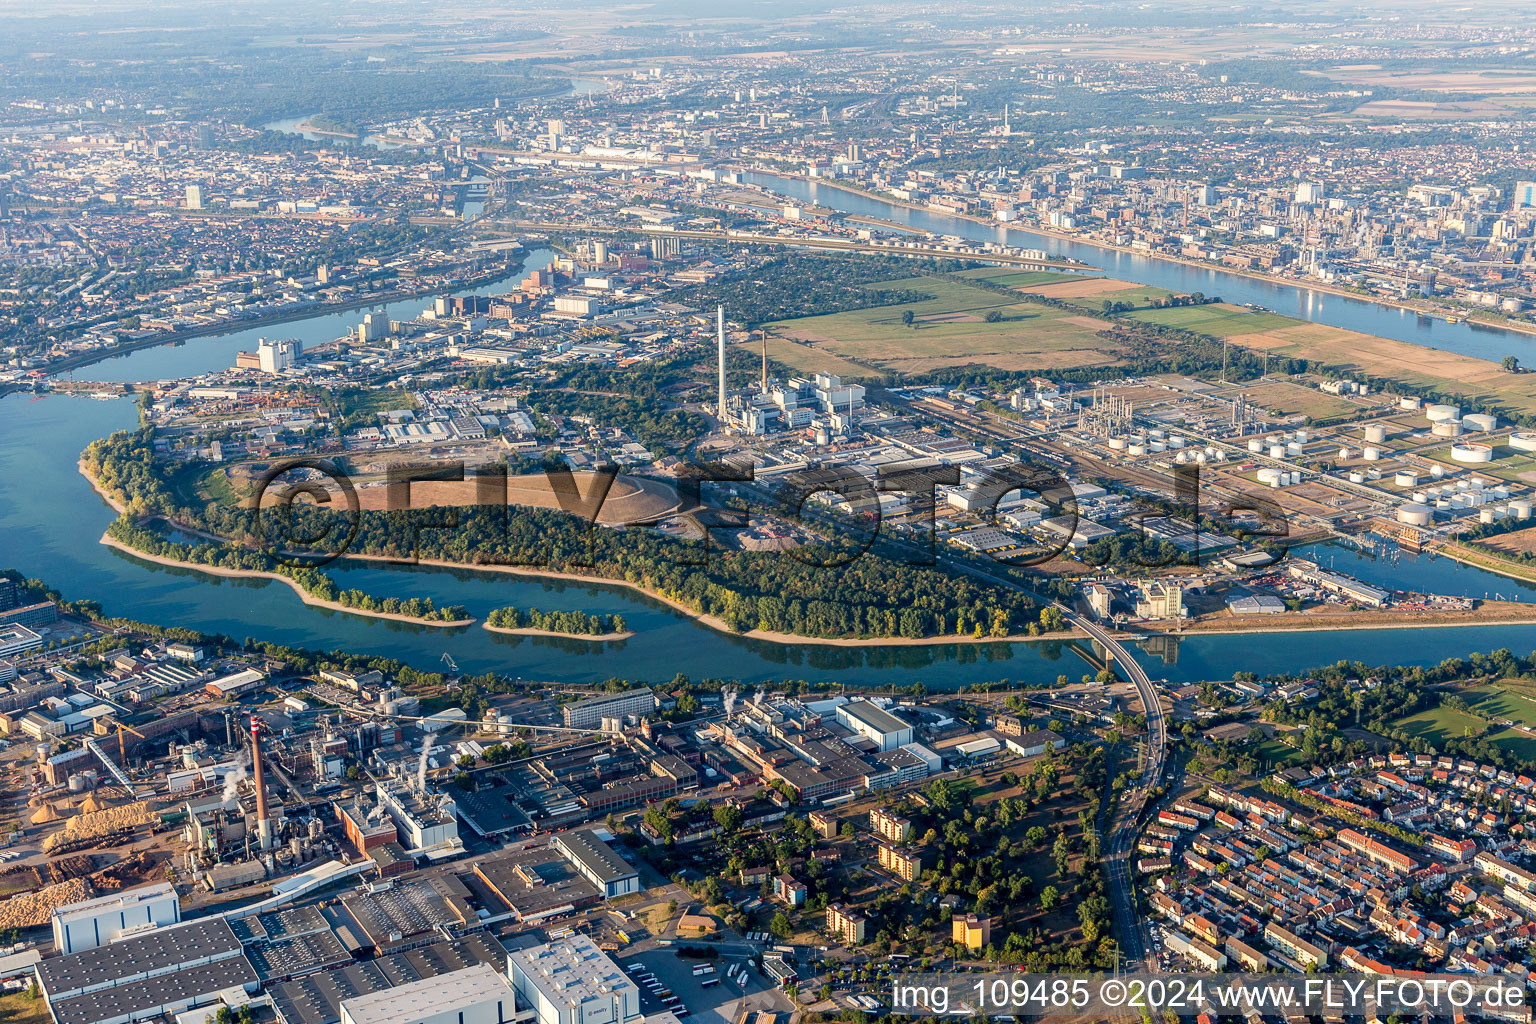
[{"left": 717, "top": 305, "right": 727, "bottom": 424}]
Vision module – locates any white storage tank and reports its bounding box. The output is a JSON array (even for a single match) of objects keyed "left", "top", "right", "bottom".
[
  {"left": 67, "top": 774, "right": 87, "bottom": 793},
  {"left": 1169, "top": 435, "right": 1185, "bottom": 449},
  {"left": 1412, "top": 491, "right": 1428, "bottom": 503},
  {"left": 1339, "top": 447, "right": 1352, "bottom": 460},
  {"left": 1511, "top": 499, "right": 1534, "bottom": 519},
  {"left": 1247, "top": 439, "right": 1263, "bottom": 453},
  {"left": 1295, "top": 430, "right": 1310, "bottom": 443},
  {"left": 1430, "top": 464, "right": 1445, "bottom": 479},
  {"left": 1463, "top": 412, "right": 1497, "bottom": 432},
  {"left": 1426, "top": 403, "right": 1461, "bottom": 422},
  {"left": 1128, "top": 443, "right": 1146, "bottom": 456},
  {"left": 1270, "top": 445, "right": 1285, "bottom": 458},
  {"left": 1451, "top": 442, "right": 1494, "bottom": 464},
  {"left": 1510, "top": 432, "right": 1536, "bottom": 453},
  {"left": 1363, "top": 425, "right": 1387, "bottom": 444},
  {"left": 1395, "top": 471, "right": 1419, "bottom": 487},
  {"left": 1108, "top": 437, "right": 1127, "bottom": 450},
  {"left": 1257, "top": 467, "right": 1283, "bottom": 486},
  {"left": 1396, "top": 503, "right": 1433, "bottom": 526},
  {"left": 1349, "top": 472, "right": 1366, "bottom": 483},
  {"left": 1286, "top": 442, "right": 1302, "bottom": 456},
  {"left": 1432, "top": 420, "right": 1463, "bottom": 437},
  {"left": 1195, "top": 453, "right": 1208, "bottom": 464},
  {"left": 1400, "top": 396, "right": 1423, "bottom": 410},
  {"left": 1150, "top": 440, "right": 1166, "bottom": 452},
  {"left": 1363, "top": 446, "right": 1382, "bottom": 461},
  {"left": 1175, "top": 451, "right": 1189, "bottom": 464},
  {"left": 1436, "top": 497, "right": 1452, "bottom": 509},
  {"left": 1480, "top": 508, "right": 1497, "bottom": 524},
  {"left": 1149, "top": 428, "right": 1165, "bottom": 439}
]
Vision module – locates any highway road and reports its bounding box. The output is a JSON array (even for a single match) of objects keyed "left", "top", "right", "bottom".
[{"left": 1068, "top": 610, "right": 1167, "bottom": 971}]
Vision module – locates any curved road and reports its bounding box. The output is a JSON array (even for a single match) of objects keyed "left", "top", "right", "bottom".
[{"left": 1067, "top": 610, "right": 1167, "bottom": 971}]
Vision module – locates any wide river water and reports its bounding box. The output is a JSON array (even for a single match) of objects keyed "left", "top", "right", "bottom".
[
  {"left": 745, "top": 172, "right": 1536, "bottom": 366},
  {"left": 9, "top": 198, "right": 1536, "bottom": 685}
]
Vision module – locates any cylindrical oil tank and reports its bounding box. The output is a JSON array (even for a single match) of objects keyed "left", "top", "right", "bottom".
[
  {"left": 1451, "top": 443, "right": 1494, "bottom": 464},
  {"left": 1400, "top": 396, "right": 1423, "bottom": 410},
  {"left": 1269, "top": 445, "right": 1285, "bottom": 459},
  {"left": 1363, "top": 446, "right": 1381, "bottom": 461},
  {"left": 1426, "top": 403, "right": 1460, "bottom": 422},
  {"left": 1339, "top": 447, "right": 1352, "bottom": 460},
  {"left": 1395, "top": 471, "right": 1419, "bottom": 487},
  {"left": 1108, "top": 437, "right": 1127, "bottom": 450},
  {"left": 1509, "top": 432, "right": 1536, "bottom": 453},
  {"left": 1463, "top": 412, "right": 1497, "bottom": 432},
  {"left": 1511, "top": 500, "right": 1533, "bottom": 520},
  {"left": 1247, "top": 439, "right": 1263, "bottom": 453},
  {"left": 1432, "top": 420, "right": 1463, "bottom": 437},
  {"left": 1363, "top": 425, "right": 1387, "bottom": 443},
  {"left": 1397, "top": 503, "right": 1433, "bottom": 526}
]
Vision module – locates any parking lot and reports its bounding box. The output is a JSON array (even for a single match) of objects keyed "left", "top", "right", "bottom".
[{"left": 627, "top": 948, "right": 783, "bottom": 1024}]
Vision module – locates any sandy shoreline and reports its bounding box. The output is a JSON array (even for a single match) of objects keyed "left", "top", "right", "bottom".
[
  {"left": 757, "top": 172, "right": 1536, "bottom": 342},
  {"left": 482, "top": 622, "right": 634, "bottom": 642},
  {"left": 99, "top": 533, "right": 476, "bottom": 629}
]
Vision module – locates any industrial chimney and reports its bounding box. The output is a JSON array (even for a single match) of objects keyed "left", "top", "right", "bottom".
[
  {"left": 250, "top": 714, "right": 273, "bottom": 850},
  {"left": 716, "top": 305, "right": 727, "bottom": 423}
]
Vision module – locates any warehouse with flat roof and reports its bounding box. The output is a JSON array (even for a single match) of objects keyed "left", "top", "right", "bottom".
[
  {"left": 506, "top": 935, "right": 638, "bottom": 1024},
  {"left": 51, "top": 882, "right": 181, "bottom": 955},
  {"left": 552, "top": 830, "right": 639, "bottom": 899},
  {"left": 834, "top": 700, "right": 914, "bottom": 752},
  {"left": 38, "top": 918, "right": 257, "bottom": 1024},
  {"left": 340, "top": 963, "right": 514, "bottom": 1024}
]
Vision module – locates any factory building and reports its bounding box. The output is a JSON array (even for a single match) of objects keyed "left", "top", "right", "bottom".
[
  {"left": 560, "top": 689, "right": 655, "bottom": 730},
  {"left": 833, "top": 700, "right": 914, "bottom": 752},
  {"left": 505, "top": 935, "right": 640, "bottom": 1024},
  {"left": 51, "top": 883, "right": 181, "bottom": 955},
  {"left": 37, "top": 918, "right": 257, "bottom": 1024},
  {"left": 339, "top": 964, "right": 515, "bottom": 1024},
  {"left": 552, "top": 830, "right": 640, "bottom": 898},
  {"left": 374, "top": 780, "right": 462, "bottom": 859}
]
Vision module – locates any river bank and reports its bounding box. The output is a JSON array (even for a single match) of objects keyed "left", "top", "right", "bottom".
[
  {"left": 49, "top": 270, "right": 511, "bottom": 383},
  {"left": 748, "top": 170, "right": 1536, "bottom": 343},
  {"left": 1435, "top": 542, "right": 1536, "bottom": 587},
  {"left": 98, "top": 533, "right": 475, "bottom": 629},
  {"left": 482, "top": 621, "right": 634, "bottom": 642}
]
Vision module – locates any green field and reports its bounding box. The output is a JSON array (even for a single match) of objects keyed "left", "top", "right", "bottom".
[
  {"left": 763, "top": 275, "right": 1127, "bottom": 377},
  {"left": 953, "top": 268, "right": 1081, "bottom": 289},
  {"left": 1388, "top": 705, "right": 1490, "bottom": 745},
  {"left": 1488, "top": 728, "right": 1536, "bottom": 763},
  {"left": 1255, "top": 739, "right": 1307, "bottom": 767},
  {"left": 1128, "top": 303, "right": 1296, "bottom": 334},
  {"left": 1466, "top": 681, "right": 1536, "bottom": 728}
]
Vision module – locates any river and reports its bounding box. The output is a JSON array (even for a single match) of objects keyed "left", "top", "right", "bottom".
[
  {"left": 5, "top": 391, "right": 1536, "bottom": 687},
  {"left": 745, "top": 172, "right": 1536, "bottom": 366},
  {"left": 57, "top": 249, "right": 558, "bottom": 384}
]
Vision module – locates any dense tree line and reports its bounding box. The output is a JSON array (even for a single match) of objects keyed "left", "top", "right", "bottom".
[
  {"left": 486, "top": 606, "right": 626, "bottom": 635},
  {"left": 85, "top": 429, "right": 1050, "bottom": 641},
  {"left": 104, "top": 518, "right": 467, "bottom": 623},
  {"left": 668, "top": 254, "right": 944, "bottom": 326}
]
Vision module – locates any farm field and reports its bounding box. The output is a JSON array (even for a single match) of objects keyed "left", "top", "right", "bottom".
[
  {"left": 762, "top": 275, "right": 1127, "bottom": 376},
  {"left": 960, "top": 267, "right": 1177, "bottom": 307},
  {"left": 1127, "top": 304, "right": 1536, "bottom": 418}
]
